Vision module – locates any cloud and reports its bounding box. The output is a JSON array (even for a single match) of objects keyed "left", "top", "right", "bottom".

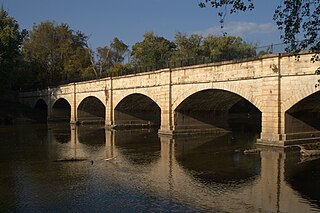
[{"left": 195, "top": 21, "right": 277, "bottom": 37}]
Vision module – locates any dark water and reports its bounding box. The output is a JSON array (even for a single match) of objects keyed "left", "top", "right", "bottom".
[{"left": 0, "top": 124, "right": 319, "bottom": 212}]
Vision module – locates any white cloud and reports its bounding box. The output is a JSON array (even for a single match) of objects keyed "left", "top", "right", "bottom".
[{"left": 195, "top": 21, "right": 277, "bottom": 37}]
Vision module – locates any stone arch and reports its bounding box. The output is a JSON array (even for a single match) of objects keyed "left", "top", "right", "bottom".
[
  {"left": 174, "top": 88, "right": 261, "bottom": 133},
  {"left": 51, "top": 98, "right": 71, "bottom": 122},
  {"left": 113, "top": 90, "right": 160, "bottom": 110},
  {"left": 77, "top": 94, "right": 105, "bottom": 110},
  {"left": 283, "top": 88, "right": 319, "bottom": 113},
  {"left": 284, "top": 90, "right": 320, "bottom": 137},
  {"left": 114, "top": 93, "right": 161, "bottom": 129},
  {"left": 34, "top": 99, "right": 48, "bottom": 122},
  {"left": 34, "top": 98, "right": 48, "bottom": 108},
  {"left": 172, "top": 83, "right": 261, "bottom": 112},
  {"left": 77, "top": 96, "right": 106, "bottom": 123}
]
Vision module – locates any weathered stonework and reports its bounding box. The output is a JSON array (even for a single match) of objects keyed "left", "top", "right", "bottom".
[{"left": 19, "top": 53, "right": 320, "bottom": 147}]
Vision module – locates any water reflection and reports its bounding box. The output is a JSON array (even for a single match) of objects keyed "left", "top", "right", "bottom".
[
  {"left": 285, "top": 151, "right": 320, "bottom": 209},
  {"left": 50, "top": 123, "right": 71, "bottom": 144},
  {"left": 0, "top": 124, "right": 320, "bottom": 212},
  {"left": 174, "top": 132, "right": 260, "bottom": 184},
  {"left": 113, "top": 129, "right": 161, "bottom": 165}
]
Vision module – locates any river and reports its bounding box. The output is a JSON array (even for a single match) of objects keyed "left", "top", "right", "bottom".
[{"left": 0, "top": 124, "right": 319, "bottom": 212}]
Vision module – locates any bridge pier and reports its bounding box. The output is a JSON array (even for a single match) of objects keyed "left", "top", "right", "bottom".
[{"left": 18, "top": 53, "right": 320, "bottom": 147}]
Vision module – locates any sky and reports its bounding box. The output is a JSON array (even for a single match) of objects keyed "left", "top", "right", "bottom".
[{"left": 5, "top": 0, "right": 282, "bottom": 50}]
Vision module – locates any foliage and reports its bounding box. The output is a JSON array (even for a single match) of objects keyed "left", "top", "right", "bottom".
[
  {"left": 131, "top": 32, "right": 176, "bottom": 68},
  {"left": 273, "top": 0, "right": 319, "bottom": 53},
  {"left": 90, "top": 37, "right": 128, "bottom": 77},
  {"left": 202, "top": 34, "right": 256, "bottom": 60},
  {"left": 22, "top": 21, "right": 91, "bottom": 87},
  {"left": 108, "top": 62, "right": 131, "bottom": 74},
  {"left": 171, "top": 32, "right": 256, "bottom": 62},
  {"left": 198, "top": 0, "right": 319, "bottom": 54},
  {"left": 171, "top": 32, "right": 204, "bottom": 61},
  {"left": 0, "top": 10, "right": 26, "bottom": 92}
]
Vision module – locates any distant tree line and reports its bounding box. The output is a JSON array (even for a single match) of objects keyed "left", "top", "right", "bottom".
[{"left": 1, "top": 9, "right": 263, "bottom": 92}]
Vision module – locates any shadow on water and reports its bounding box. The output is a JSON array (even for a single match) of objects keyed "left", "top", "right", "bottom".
[
  {"left": 174, "top": 131, "right": 261, "bottom": 185},
  {"left": 173, "top": 110, "right": 261, "bottom": 185},
  {"left": 285, "top": 150, "right": 320, "bottom": 208},
  {"left": 1, "top": 123, "right": 320, "bottom": 212},
  {"left": 49, "top": 123, "right": 71, "bottom": 144},
  {"left": 114, "top": 129, "right": 161, "bottom": 165},
  {"left": 77, "top": 125, "right": 105, "bottom": 146}
]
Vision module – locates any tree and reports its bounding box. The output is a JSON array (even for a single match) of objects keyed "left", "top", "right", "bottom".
[
  {"left": 0, "top": 10, "right": 25, "bottom": 92},
  {"left": 22, "top": 21, "right": 91, "bottom": 87},
  {"left": 89, "top": 37, "right": 128, "bottom": 77},
  {"left": 131, "top": 32, "right": 176, "bottom": 69},
  {"left": 202, "top": 34, "right": 256, "bottom": 61},
  {"left": 171, "top": 32, "right": 255, "bottom": 62},
  {"left": 198, "top": 0, "right": 319, "bottom": 54},
  {"left": 171, "top": 32, "right": 203, "bottom": 61}
]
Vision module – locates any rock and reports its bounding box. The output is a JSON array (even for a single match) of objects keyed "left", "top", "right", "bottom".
[{"left": 243, "top": 148, "right": 261, "bottom": 155}]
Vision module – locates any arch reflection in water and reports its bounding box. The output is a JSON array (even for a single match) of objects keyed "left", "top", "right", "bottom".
[
  {"left": 49, "top": 124, "right": 106, "bottom": 161},
  {"left": 285, "top": 150, "right": 320, "bottom": 209},
  {"left": 173, "top": 132, "right": 261, "bottom": 184},
  {"left": 112, "top": 129, "right": 161, "bottom": 165},
  {"left": 50, "top": 123, "right": 71, "bottom": 144},
  {"left": 1, "top": 125, "right": 320, "bottom": 212}
]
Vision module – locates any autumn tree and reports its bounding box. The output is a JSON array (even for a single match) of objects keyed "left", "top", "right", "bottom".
[
  {"left": 0, "top": 10, "right": 25, "bottom": 92},
  {"left": 131, "top": 32, "right": 176, "bottom": 69},
  {"left": 22, "top": 21, "right": 91, "bottom": 87}
]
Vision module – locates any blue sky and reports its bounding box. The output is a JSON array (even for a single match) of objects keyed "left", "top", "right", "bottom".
[{"left": 5, "top": 0, "right": 282, "bottom": 50}]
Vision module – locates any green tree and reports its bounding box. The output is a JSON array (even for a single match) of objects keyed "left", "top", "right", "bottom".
[
  {"left": 0, "top": 10, "right": 25, "bottom": 92},
  {"left": 131, "top": 32, "right": 176, "bottom": 69},
  {"left": 22, "top": 21, "right": 91, "bottom": 87},
  {"left": 90, "top": 37, "right": 128, "bottom": 77},
  {"left": 202, "top": 35, "right": 256, "bottom": 61},
  {"left": 171, "top": 33, "right": 255, "bottom": 62},
  {"left": 171, "top": 32, "right": 203, "bottom": 61},
  {"left": 198, "top": 0, "right": 319, "bottom": 54}
]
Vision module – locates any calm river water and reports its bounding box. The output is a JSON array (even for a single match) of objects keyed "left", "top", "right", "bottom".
[{"left": 0, "top": 124, "right": 319, "bottom": 212}]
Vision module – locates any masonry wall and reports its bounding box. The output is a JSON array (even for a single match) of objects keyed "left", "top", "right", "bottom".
[{"left": 18, "top": 53, "right": 320, "bottom": 146}]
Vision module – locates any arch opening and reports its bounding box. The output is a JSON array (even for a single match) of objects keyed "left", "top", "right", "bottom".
[
  {"left": 175, "top": 89, "right": 261, "bottom": 133},
  {"left": 114, "top": 94, "right": 161, "bottom": 129},
  {"left": 285, "top": 91, "right": 320, "bottom": 140},
  {"left": 51, "top": 98, "right": 71, "bottom": 122},
  {"left": 34, "top": 99, "right": 48, "bottom": 122},
  {"left": 77, "top": 96, "right": 105, "bottom": 124}
]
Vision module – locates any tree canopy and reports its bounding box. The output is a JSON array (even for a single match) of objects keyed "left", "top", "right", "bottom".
[
  {"left": 172, "top": 33, "right": 255, "bottom": 62},
  {"left": 0, "top": 10, "right": 25, "bottom": 92},
  {"left": 198, "top": 0, "right": 320, "bottom": 54},
  {"left": 22, "top": 21, "right": 91, "bottom": 87},
  {"left": 131, "top": 32, "right": 256, "bottom": 69},
  {"left": 131, "top": 32, "right": 176, "bottom": 69},
  {"left": 89, "top": 37, "right": 129, "bottom": 77}
]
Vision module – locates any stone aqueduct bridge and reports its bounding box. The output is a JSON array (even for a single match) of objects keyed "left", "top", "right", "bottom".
[{"left": 19, "top": 53, "right": 320, "bottom": 147}]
